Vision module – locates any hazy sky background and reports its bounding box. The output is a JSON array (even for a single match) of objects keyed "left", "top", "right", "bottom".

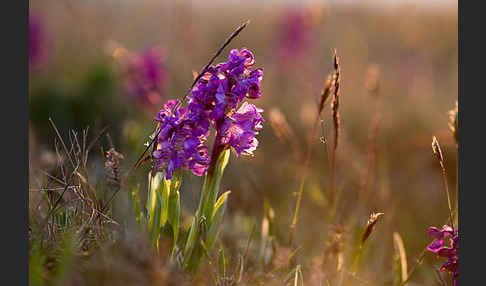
[
  {"left": 121, "top": 0, "right": 458, "bottom": 12},
  {"left": 109, "top": 0, "right": 456, "bottom": 8},
  {"left": 207, "top": 0, "right": 457, "bottom": 9}
]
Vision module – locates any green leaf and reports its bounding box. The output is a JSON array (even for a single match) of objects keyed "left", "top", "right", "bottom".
[
  {"left": 263, "top": 198, "right": 275, "bottom": 237},
  {"left": 129, "top": 183, "right": 144, "bottom": 225},
  {"left": 53, "top": 231, "right": 77, "bottom": 285},
  {"left": 146, "top": 170, "right": 182, "bottom": 251},
  {"left": 146, "top": 171, "right": 163, "bottom": 249},
  {"left": 167, "top": 171, "right": 182, "bottom": 254},
  {"left": 183, "top": 149, "right": 231, "bottom": 274},
  {"left": 202, "top": 149, "right": 230, "bottom": 224},
  {"left": 205, "top": 191, "right": 230, "bottom": 253},
  {"left": 160, "top": 179, "right": 170, "bottom": 228},
  {"left": 213, "top": 190, "right": 231, "bottom": 218},
  {"left": 145, "top": 171, "right": 156, "bottom": 220},
  {"left": 218, "top": 247, "right": 226, "bottom": 281},
  {"left": 29, "top": 243, "right": 46, "bottom": 286},
  {"left": 182, "top": 216, "right": 200, "bottom": 270}
]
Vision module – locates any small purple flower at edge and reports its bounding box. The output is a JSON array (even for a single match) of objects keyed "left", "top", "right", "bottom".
[
  {"left": 125, "top": 48, "right": 166, "bottom": 106},
  {"left": 276, "top": 8, "right": 314, "bottom": 60},
  {"left": 427, "top": 225, "right": 458, "bottom": 285},
  {"left": 29, "top": 13, "right": 46, "bottom": 68}
]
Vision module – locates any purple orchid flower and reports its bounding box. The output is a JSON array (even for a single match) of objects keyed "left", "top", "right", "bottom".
[
  {"left": 218, "top": 102, "right": 264, "bottom": 156},
  {"left": 427, "top": 225, "right": 458, "bottom": 285},
  {"left": 152, "top": 48, "right": 264, "bottom": 178},
  {"left": 187, "top": 48, "right": 264, "bottom": 125},
  {"left": 152, "top": 100, "right": 209, "bottom": 179}
]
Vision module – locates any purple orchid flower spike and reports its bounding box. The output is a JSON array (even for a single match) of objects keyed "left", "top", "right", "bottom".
[{"left": 152, "top": 48, "right": 264, "bottom": 179}]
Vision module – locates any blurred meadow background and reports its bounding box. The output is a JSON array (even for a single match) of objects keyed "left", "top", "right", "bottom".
[{"left": 29, "top": 0, "right": 458, "bottom": 285}]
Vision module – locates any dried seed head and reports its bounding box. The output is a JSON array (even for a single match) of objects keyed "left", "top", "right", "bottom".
[
  {"left": 106, "top": 148, "right": 125, "bottom": 167},
  {"left": 448, "top": 101, "right": 458, "bottom": 146},
  {"left": 361, "top": 212, "right": 384, "bottom": 247},
  {"left": 331, "top": 49, "right": 341, "bottom": 150},
  {"left": 333, "top": 48, "right": 339, "bottom": 70},
  {"left": 105, "top": 148, "right": 125, "bottom": 186},
  {"left": 318, "top": 74, "right": 333, "bottom": 116},
  {"left": 431, "top": 136, "right": 444, "bottom": 167}
]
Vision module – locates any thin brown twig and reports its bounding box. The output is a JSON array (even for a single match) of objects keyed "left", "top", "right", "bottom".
[
  {"left": 39, "top": 169, "right": 65, "bottom": 186},
  {"left": 177, "top": 20, "right": 250, "bottom": 109},
  {"left": 82, "top": 127, "right": 89, "bottom": 169},
  {"left": 49, "top": 118, "right": 75, "bottom": 169},
  {"left": 86, "top": 125, "right": 110, "bottom": 156},
  {"left": 432, "top": 136, "right": 455, "bottom": 229}
]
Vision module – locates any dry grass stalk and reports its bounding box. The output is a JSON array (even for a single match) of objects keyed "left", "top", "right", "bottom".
[
  {"left": 431, "top": 136, "right": 455, "bottom": 229},
  {"left": 431, "top": 136, "right": 444, "bottom": 169},
  {"left": 361, "top": 212, "right": 384, "bottom": 247},
  {"left": 288, "top": 63, "right": 338, "bottom": 246},
  {"left": 33, "top": 123, "right": 118, "bottom": 252},
  {"left": 318, "top": 74, "right": 333, "bottom": 116},
  {"left": 351, "top": 212, "right": 384, "bottom": 275},
  {"left": 360, "top": 113, "right": 381, "bottom": 195},
  {"left": 331, "top": 49, "right": 341, "bottom": 151},
  {"left": 329, "top": 49, "right": 341, "bottom": 205},
  {"left": 360, "top": 63, "right": 382, "bottom": 196}
]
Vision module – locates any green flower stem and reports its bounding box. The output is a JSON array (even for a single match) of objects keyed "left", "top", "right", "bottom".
[{"left": 183, "top": 148, "right": 230, "bottom": 275}]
